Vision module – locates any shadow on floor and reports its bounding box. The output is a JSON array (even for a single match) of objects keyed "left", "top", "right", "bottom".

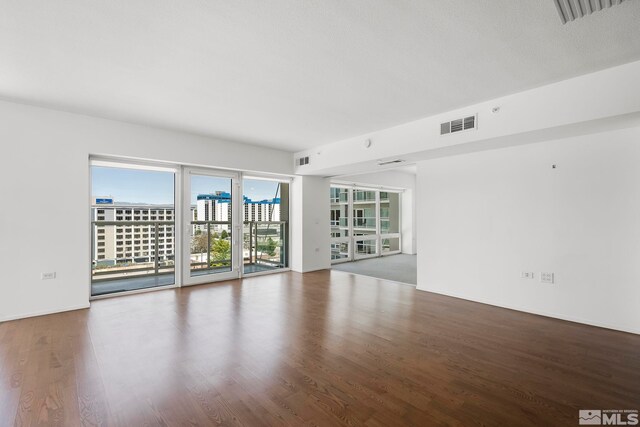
[{"left": 332, "top": 254, "right": 417, "bottom": 285}]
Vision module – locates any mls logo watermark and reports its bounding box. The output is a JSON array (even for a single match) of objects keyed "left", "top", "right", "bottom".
[
  {"left": 580, "top": 411, "right": 602, "bottom": 425},
  {"left": 579, "top": 409, "right": 638, "bottom": 425}
]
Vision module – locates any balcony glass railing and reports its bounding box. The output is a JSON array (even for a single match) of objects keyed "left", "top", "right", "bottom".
[
  {"left": 355, "top": 238, "right": 377, "bottom": 256},
  {"left": 353, "top": 217, "right": 377, "bottom": 229},
  {"left": 92, "top": 220, "right": 288, "bottom": 290},
  {"left": 330, "top": 242, "right": 350, "bottom": 261},
  {"left": 91, "top": 221, "right": 176, "bottom": 295},
  {"left": 330, "top": 188, "right": 349, "bottom": 203},
  {"left": 189, "top": 221, "right": 233, "bottom": 276},
  {"left": 243, "top": 221, "right": 288, "bottom": 273},
  {"left": 353, "top": 190, "right": 376, "bottom": 202}
]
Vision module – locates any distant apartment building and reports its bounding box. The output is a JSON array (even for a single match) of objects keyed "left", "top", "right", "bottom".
[
  {"left": 92, "top": 198, "right": 175, "bottom": 265},
  {"left": 92, "top": 193, "right": 281, "bottom": 264},
  {"left": 195, "top": 191, "right": 280, "bottom": 223}
]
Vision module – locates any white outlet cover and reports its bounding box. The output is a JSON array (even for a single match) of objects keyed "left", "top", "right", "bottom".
[{"left": 541, "top": 272, "right": 554, "bottom": 284}]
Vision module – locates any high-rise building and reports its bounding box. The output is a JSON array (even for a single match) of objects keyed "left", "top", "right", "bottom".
[
  {"left": 195, "top": 191, "right": 281, "bottom": 223},
  {"left": 92, "top": 198, "right": 175, "bottom": 265},
  {"left": 195, "top": 191, "right": 232, "bottom": 223}
]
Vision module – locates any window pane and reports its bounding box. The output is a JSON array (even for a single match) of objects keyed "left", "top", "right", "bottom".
[
  {"left": 243, "top": 179, "right": 289, "bottom": 274},
  {"left": 91, "top": 165, "right": 175, "bottom": 296},
  {"left": 353, "top": 207, "right": 376, "bottom": 230},
  {"left": 380, "top": 192, "right": 400, "bottom": 234},
  {"left": 355, "top": 239, "right": 378, "bottom": 256},
  {"left": 382, "top": 237, "right": 400, "bottom": 253},
  {"left": 331, "top": 242, "right": 350, "bottom": 260},
  {"left": 189, "top": 175, "right": 233, "bottom": 277}
]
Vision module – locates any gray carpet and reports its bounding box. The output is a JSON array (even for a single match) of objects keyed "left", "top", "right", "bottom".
[{"left": 332, "top": 254, "right": 417, "bottom": 285}]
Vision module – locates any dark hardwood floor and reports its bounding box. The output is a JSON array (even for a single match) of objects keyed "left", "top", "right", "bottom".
[{"left": 0, "top": 270, "right": 639, "bottom": 426}]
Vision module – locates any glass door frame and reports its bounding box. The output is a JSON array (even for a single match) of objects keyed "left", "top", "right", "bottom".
[{"left": 182, "top": 167, "right": 241, "bottom": 286}]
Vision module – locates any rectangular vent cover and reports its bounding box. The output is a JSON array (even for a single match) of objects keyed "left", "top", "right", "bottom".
[
  {"left": 297, "top": 156, "right": 310, "bottom": 166},
  {"left": 440, "top": 115, "right": 476, "bottom": 136},
  {"left": 377, "top": 159, "right": 405, "bottom": 166},
  {"left": 553, "top": 0, "right": 627, "bottom": 24}
]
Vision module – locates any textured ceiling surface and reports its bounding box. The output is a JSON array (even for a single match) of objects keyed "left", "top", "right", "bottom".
[{"left": 2, "top": 0, "right": 640, "bottom": 151}]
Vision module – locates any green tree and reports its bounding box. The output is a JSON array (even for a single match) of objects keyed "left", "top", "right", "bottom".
[
  {"left": 211, "top": 239, "right": 231, "bottom": 267},
  {"left": 266, "top": 237, "right": 277, "bottom": 256},
  {"left": 258, "top": 237, "right": 278, "bottom": 257},
  {"left": 220, "top": 229, "right": 229, "bottom": 240}
]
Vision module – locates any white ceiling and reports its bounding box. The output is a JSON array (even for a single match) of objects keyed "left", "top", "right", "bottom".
[
  {"left": 392, "top": 164, "right": 417, "bottom": 175},
  {"left": 2, "top": 1, "right": 640, "bottom": 152}
]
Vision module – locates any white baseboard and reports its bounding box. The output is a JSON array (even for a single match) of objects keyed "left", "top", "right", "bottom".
[
  {"left": 416, "top": 286, "right": 640, "bottom": 335},
  {"left": 0, "top": 303, "right": 91, "bottom": 323},
  {"left": 292, "top": 266, "right": 331, "bottom": 274}
]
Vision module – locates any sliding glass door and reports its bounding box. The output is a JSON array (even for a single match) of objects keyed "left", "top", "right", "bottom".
[
  {"left": 91, "top": 162, "right": 290, "bottom": 297},
  {"left": 183, "top": 168, "right": 240, "bottom": 285}
]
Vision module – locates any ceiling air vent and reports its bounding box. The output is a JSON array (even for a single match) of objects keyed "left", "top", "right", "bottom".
[
  {"left": 377, "top": 159, "right": 405, "bottom": 166},
  {"left": 297, "top": 156, "right": 310, "bottom": 166},
  {"left": 553, "top": 0, "right": 627, "bottom": 24},
  {"left": 440, "top": 115, "right": 477, "bottom": 136}
]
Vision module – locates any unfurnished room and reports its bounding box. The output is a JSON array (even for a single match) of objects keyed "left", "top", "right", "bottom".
[{"left": 1, "top": 1, "right": 640, "bottom": 426}]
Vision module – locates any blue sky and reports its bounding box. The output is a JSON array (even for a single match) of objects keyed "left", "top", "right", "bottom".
[{"left": 92, "top": 166, "right": 282, "bottom": 205}]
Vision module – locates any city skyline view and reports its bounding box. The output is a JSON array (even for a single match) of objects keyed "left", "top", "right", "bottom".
[{"left": 92, "top": 166, "right": 283, "bottom": 205}]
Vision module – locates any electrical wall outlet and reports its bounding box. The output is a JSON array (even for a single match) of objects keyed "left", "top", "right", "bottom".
[
  {"left": 41, "top": 272, "right": 56, "bottom": 280},
  {"left": 521, "top": 271, "right": 534, "bottom": 279},
  {"left": 540, "top": 272, "right": 554, "bottom": 284}
]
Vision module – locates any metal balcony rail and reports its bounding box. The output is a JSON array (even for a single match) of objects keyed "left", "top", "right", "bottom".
[
  {"left": 92, "top": 220, "right": 288, "bottom": 282},
  {"left": 354, "top": 217, "right": 377, "bottom": 228},
  {"left": 92, "top": 220, "right": 175, "bottom": 283},
  {"left": 243, "top": 221, "right": 288, "bottom": 269},
  {"left": 189, "top": 220, "right": 233, "bottom": 273}
]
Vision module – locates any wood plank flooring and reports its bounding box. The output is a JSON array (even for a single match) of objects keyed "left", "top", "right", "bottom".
[{"left": 1, "top": 270, "right": 639, "bottom": 426}]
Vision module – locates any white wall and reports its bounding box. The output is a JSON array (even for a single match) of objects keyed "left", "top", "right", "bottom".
[
  {"left": 417, "top": 127, "right": 640, "bottom": 334},
  {"left": 290, "top": 176, "right": 331, "bottom": 273},
  {"left": 401, "top": 189, "right": 415, "bottom": 255},
  {"left": 333, "top": 169, "right": 417, "bottom": 254},
  {"left": 0, "top": 100, "right": 293, "bottom": 321}
]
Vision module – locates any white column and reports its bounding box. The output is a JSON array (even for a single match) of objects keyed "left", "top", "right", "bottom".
[{"left": 290, "top": 176, "right": 331, "bottom": 273}]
